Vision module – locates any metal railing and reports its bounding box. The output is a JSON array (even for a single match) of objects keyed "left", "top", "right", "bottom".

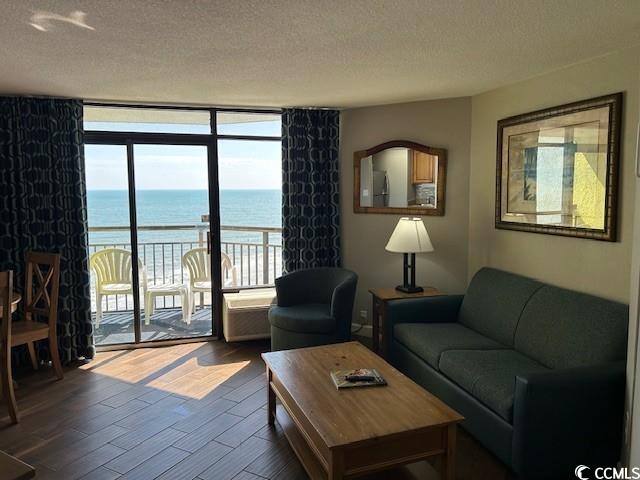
[{"left": 88, "top": 224, "right": 282, "bottom": 313}]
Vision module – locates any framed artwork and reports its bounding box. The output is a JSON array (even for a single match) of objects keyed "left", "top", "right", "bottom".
[{"left": 495, "top": 93, "right": 622, "bottom": 241}]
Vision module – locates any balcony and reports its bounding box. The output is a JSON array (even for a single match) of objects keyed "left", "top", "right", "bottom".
[{"left": 89, "top": 224, "right": 282, "bottom": 345}]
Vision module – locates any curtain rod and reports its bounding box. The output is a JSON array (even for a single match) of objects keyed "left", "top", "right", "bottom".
[
  {"left": 84, "top": 99, "right": 341, "bottom": 112},
  {"left": 83, "top": 99, "right": 283, "bottom": 113},
  {"left": 0, "top": 94, "right": 340, "bottom": 112}
]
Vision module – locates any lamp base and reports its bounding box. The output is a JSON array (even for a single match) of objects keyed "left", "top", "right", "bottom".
[{"left": 395, "top": 285, "right": 424, "bottom": 294}]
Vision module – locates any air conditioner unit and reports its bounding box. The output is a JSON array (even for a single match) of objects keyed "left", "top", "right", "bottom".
[{"left": 222, "top": 288, "right": 276, "bottom": 342}]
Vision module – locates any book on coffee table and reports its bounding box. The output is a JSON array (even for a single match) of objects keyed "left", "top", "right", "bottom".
[{"left": 330, "top": 368, "right": 387, "bottom": 389}]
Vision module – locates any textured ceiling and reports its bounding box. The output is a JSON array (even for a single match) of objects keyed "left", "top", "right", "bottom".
[{"left": 1, "top": 0, "right": 639, "bottom": 108}]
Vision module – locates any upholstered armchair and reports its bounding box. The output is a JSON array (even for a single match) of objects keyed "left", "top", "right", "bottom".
[{"left": 268, "top": 267, "right": 358, "bottom": 351}]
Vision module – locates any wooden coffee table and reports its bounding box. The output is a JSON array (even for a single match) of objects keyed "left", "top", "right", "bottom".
[{"left": 262, "top": 342, "right": 463, "bottom": 480}]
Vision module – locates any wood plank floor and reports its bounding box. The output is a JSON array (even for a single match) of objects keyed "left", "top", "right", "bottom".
[{"left": 0, "top": 340, "right": 513, "bottom": 480}]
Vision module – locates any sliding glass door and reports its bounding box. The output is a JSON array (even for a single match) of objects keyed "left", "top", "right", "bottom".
[
  {"left": 84, "top": 104, "right": 281, "bottom": 347},
  {"left": 85, "top": 140, "right": 216, "bottom": 345},
  {"left": 86, "top": 144, "right": 136, "bottom": 345},
  {"left": 134, "top": 144, "right": 212, "bottom": 340}
]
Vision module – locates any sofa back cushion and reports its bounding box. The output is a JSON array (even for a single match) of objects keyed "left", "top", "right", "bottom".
[
  {"left": 514, "top": 285, "right": 628, "bottom": 369},
  {"left": 459, "top": 268, "right": 543, "bottom": 346}
]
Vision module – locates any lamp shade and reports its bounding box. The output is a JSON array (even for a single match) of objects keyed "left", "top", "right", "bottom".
[{"left": 385, "top": 217, "right": 434, "bottom": 253}]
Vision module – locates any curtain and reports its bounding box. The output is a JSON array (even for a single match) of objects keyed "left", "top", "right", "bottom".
[
  {"left": 0, "top": 96, "right": 94, "bottom": 364},
  {"left": 281, "top": 108, "right": 341, "bottom": 273}
]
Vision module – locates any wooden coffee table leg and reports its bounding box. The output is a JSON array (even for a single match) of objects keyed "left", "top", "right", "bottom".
[
  {"left": 267, "top": 368, "right": 276, "bottom": 426},
  {"left": 329, "top": 449, "right": 344, "bottom": 480},
  {"left": 441, "top": 424, "right": 456, "bottom": 480}
]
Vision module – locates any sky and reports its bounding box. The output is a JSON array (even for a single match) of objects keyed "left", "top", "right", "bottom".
[{"left": 84, "top": 119, "right": 281, "bottom": 191}]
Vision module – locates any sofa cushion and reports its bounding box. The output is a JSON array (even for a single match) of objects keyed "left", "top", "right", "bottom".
[
  {"left": 439, "top": 349, "right": 548, "bottom": 422},
  {"left": 393, "top": 323, "right": 507, "bottom": 370},
  {"left": 459, "top": 268, "right": 543, "bottom": 347},
  {"left": 514, "top": 285, "right": 628, "bottom": 369},
  {"left": 268, "top": 304, "right": 335, "bottom": 334}
]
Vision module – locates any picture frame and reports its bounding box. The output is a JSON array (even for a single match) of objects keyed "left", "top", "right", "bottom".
[{"left": 495, "top": 93, "right": 623, "bottom": 241}]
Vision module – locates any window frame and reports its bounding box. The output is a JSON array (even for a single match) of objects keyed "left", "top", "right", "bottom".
[{"left": 83, "top": 102, "right": 282, "bottom": 347}]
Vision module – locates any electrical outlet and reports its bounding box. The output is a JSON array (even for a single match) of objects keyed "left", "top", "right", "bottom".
[{"left": 359, "top": 310, "right": 368, "bottom": 319}]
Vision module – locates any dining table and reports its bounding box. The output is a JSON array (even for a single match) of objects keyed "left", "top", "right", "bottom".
[
  {"left": 0, "top": 449, "right": 36, "bottom": 480},
  {"left": 0, "top": 292, "right": 21, "bottom": 318}
]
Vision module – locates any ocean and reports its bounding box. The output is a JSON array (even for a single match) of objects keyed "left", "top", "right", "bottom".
[
  {"left": 87, "top": 189, "right": 282, "bottom": 291},
  {"left": 87, "top": 189, "right": 282, "bottom": 245}
]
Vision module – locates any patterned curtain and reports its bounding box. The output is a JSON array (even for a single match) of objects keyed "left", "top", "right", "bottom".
[
  {"left": 281, "top": 109, "right": 341, "bottom": 272},
  {"left": 0, "top": 96, "right": 94, "bottom": 364}
]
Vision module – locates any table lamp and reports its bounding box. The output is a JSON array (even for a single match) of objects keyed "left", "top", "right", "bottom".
[{"left": 385, "top": 217, "right": 434, "bottom": 293}]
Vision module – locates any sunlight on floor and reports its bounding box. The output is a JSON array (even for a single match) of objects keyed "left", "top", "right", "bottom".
[
  {"left": 79, "top": 343, "right": 253, "bottom": 399},
  {"left": 146, "top": 359, "right": 251, "bottom": 399}
]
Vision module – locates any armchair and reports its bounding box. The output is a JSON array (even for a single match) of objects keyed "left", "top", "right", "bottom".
[{"left": 268, "top": 267, "right": 358, "bottom": 351}]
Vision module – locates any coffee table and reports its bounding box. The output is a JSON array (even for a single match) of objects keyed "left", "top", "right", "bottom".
[{"left": 262, "top": 342, "right": 463, "bottom": 480}]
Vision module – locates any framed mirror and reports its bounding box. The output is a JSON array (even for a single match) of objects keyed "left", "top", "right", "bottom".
[{"left": 353, "top": 140, "right": 447, "bottom": 216}]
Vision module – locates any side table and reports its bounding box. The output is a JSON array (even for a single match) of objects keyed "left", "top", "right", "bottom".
[
  {"left": 144, "top": 283, "right": 191, "bottom": 325},
  {"left": 369, "top": 287, "right": 443, "bottom": 357}
]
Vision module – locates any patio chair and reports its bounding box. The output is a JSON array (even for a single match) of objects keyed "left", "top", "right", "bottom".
[
  {"left": 90, "top": 248, "right": 148, "bottom": 326},
  {"left": 182, "top": 248, "right": 238, "bottom": 314}
]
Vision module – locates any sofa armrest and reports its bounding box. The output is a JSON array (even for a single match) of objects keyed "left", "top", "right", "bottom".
[
  {"left": 384, "top": 295, "right": 463, "bottom": 340},
  {"left": 512, "top": 362, "right": 625, "bottom": 478},
  {"left": 385, "top": 295, "right": 463, "bottom": 325}
]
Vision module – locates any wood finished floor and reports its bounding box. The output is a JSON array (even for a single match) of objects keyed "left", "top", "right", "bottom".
[{"left": 0, "top": 340, "right": 514, "bottom": 480}]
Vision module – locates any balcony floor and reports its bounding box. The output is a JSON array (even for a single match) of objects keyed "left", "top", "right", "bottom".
[{"left": 93, "top": 307, "right": 213, "bottom": 345}]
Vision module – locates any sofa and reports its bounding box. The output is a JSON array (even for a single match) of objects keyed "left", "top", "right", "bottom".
[
  {"left": 268, "top": 267, "right": 358, "bottom": 351},
  {"left": 386, "top": 267, "right": 628, "bottom": 479}
]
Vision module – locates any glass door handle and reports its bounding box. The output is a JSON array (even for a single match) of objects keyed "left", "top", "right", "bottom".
[{"left": 207, "top": 231, "right": 211, "bottom": 255}]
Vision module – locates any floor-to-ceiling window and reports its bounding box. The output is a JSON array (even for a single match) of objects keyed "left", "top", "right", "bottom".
[{"left": 84, "top": 105, "right": 282, "bottom": 346}]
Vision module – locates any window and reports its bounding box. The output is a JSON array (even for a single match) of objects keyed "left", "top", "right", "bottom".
[{"left": 84, "top": 105, "right": 281, "bottom": 346}]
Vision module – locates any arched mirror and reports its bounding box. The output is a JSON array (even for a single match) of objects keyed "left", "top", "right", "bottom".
[{"left": 353, "top": 140, "right": 447, "bottom": 216}]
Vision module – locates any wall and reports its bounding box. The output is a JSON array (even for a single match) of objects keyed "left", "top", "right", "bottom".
[
  {"left": 340, "top": 97, "right": 472, "bottom": 324},
  {"left": 468, "top": 46, "right": 640, "bottom": 303}
]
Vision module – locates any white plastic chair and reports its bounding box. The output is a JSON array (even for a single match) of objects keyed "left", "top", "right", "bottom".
[
  {"left": 90, "top": 248, "right": 148, "bottom": 326},
  {"left": 182, "top": 248, "right": 238, "bottom": 314}
]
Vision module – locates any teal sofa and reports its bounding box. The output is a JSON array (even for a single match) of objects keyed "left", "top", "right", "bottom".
[{"left": 386, "top": 267, "right": 628, "bottom": 479}]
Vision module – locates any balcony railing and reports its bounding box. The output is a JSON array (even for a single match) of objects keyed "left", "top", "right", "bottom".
[{"left": 88, "top": 224, "right": 282, "bottom": 313}]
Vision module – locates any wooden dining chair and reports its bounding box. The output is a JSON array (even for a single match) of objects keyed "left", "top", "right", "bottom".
[
  {"left": 12, "top": 251, "right": 63, "bottom": 381},
  {"left": 0, "top": 270, "right": 19, "bottom": 423}
]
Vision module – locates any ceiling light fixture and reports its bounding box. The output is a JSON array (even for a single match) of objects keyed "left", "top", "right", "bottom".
[{"left": 29, "top": 10, "right": 95, "bottom": 32}]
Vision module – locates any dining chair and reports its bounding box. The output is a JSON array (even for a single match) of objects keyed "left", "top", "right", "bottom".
[
  {"left": 0, "top": 270, "right": 18, "bottom": 423},
  {"left": 12, "top": 251, "right": 63, "bottom": 381}
]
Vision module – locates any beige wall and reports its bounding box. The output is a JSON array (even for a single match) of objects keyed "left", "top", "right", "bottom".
[
  {"left": 468, "top": 47, "right": 640, "bottom": 303},
  {"left": 340, "top": 97, "right": 472, "bottom": 324}
]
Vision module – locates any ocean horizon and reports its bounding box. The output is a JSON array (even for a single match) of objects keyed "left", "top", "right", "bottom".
[{"left": 87, "top": 189, "right": 282, "bottom": 246}]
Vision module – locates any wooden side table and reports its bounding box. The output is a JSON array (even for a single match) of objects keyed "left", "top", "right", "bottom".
[{"left": 369, "top": 287, "right": 443, "bottom": 357}]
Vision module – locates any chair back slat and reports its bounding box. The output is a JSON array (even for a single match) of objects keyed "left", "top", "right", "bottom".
[
  {"left": 90, "top": 248, "right": 146, "bottom": 288},
  {"left": 0, "top": 271, "right": 14, "bottom": 346},
  {"left": 24, "top": 252, "right": 61, "bottom": 332},
  {"left": 182, "top": 248, "right": 211, "bottom": 283},
  {"left": 182, "top": 248, "right": 238, "bottom": 286}
]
